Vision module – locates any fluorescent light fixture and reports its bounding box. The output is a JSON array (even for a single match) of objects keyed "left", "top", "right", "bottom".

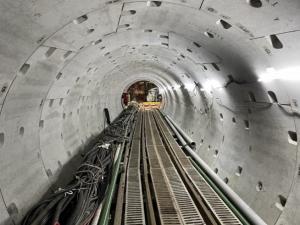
[{"left": 259, "top": 67, "right": 300, "bottom": 82}]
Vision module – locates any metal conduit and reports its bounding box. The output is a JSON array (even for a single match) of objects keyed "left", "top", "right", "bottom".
[{"left": 162, "top": 112, "right": 267, "bottom": 225}]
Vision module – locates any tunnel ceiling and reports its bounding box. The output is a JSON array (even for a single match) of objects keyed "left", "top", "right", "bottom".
[{"left": 1, "top": 0, "right": 300, "bottom": 224}]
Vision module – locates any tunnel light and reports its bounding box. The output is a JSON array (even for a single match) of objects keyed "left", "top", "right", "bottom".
[
  {"left": 146, "top": 1, "right": 151, "bottom": 6},
  {"left": 258, "top": 67, "right": 300, "bottom": 82}
]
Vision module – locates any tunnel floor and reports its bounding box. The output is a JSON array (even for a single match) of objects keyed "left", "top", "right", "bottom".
[{"left": 113, "top": 109, "right": 243, "bottom": 225}]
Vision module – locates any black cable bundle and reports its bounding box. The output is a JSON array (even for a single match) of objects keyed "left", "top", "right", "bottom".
[{"left": 21, "top": 106, "right": 137, "bottom": 225}]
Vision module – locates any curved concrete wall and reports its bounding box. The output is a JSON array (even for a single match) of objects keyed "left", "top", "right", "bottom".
[{"left": 0, "top": 0, "right": 299, "bottom": 224}]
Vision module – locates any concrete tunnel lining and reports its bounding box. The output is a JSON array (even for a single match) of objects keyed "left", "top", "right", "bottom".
[{"left": 0, "top": 0, "right": 300, "bottom": 224}]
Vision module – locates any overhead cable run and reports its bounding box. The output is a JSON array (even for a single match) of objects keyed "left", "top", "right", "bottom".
[{"left": 21, "top": 105, "right": 137, "bottom": 225}]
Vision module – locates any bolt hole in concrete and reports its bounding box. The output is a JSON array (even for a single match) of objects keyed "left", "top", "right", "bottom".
[
  {"left": 146, "top": 0, "right": 162, "bottom": 7},
  {"left": 45, "top": 47, "right": 56, "bottom": 58},
  {"left": 212, "top": 63, "right": 220, "bottom": 71},
  {"left": 269, "top": 34, "right": 283, "bottom": 49},
  {"left": 19, "top": 63, "right": 30, "bottom": 75},
  {"left": 39, "top": 120, "right": 44, "bottom": 128},
  {"left": 56, "top": 72, "right": 62, "bottom": 80},
  {"left": 63, "top": 51, "right": 72, "bottom": 59},
  {"left": 236, "top": 166, "right": 243, "bottom": 176},
  {"left": 87, "top": 28, "right": 95, "bottom": 34},
  {"left": 49, "top": 99, "right": 54, "bottom": 107},
  {"left": 92, "top": 39, "right": 102, "bottom": 45},
  {"left": 256, "top": 181, "right": 263, "bottom": 191},
  {"left": 73, "top": 14, "right": 88, "bottom": 24},
  {"left": 216, "top": 19, "right": 232, "bottom": 29},
  {"left": 248, "top": 91, "right": 256, "bottom": 102},
  {"left": 288, "top": 131, "right": 298, "bottom": 145},
  {"left": 0, "top": 132, "right": 4, "bottom": 147},
  {"left": 276, "top": 195, "right": 287, "bottom": 210},
  {"left": 193, "top": 42, "right": 201, "bottom": 48},
  {"left": 1, "top": 85, "right": 7, "bottom": 93},
  {"left": 122, "top": 10, "right": 136, "bottom": 16},
  {"left": 224, "top": 177, "right": 229, "bottom": 184},
  {"left": 219, "top": 113, "right": 223, "bottom": 120},
  {"left": 204, "top": 31, "right": 214, "bottom": 38},
  {"left": 244, "top": 120, "right": 250, "bottom": 129},
  {"left": 214, "top": 149, "right": 219, "bottom": 157},
  {"left": 232, "top": 117, "right": 236, "bottom": 123},
  {"left": 267, "top": 91, "right": 278, "bottom": 103},
  {"left": 19, "top": 127, "right": 24, "bottom": 136},
  {"left": 247, "top": 0, "right": 262, "bottom": 8}
]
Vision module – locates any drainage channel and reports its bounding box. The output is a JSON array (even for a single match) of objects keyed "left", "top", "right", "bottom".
[{"left": 110, "top": 109, "right": 245, "bottom": 225}]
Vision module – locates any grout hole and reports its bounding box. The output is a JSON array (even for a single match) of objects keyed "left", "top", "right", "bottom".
[
  {"left": 0, "top": 133, "right": 4, "bottom": 147},
  {"left": 212, "top": 63, "right": 220, "bottom": 71},
  {"left": 244, "top": 120, "right": 250, "bottom": 129},
  {"left": 56, "top": 72, "right": 62, "bottom": 80},
  {"left": 204, "top": 31, "right": 214, "bottom": 38},
  {"left": 19, "top": 63, "right": 30, "bottom": 75},
  {"left": 76, "top": 77, "right": 80, "bottom": 83},
  {"left": 236, "top": 166, "right": 243, "bottom": 176},
  {"left": 45, "top": 47, "right": 56, "bottom": 58},
  {"left": 187, "top": 48, "right": 192, "bottom": 53},
  {"left": 288, "top": 131, "right": 297, "bottom": 145},
  {"left": 144, "top": 29, "right": 153, "bottom": 32},
  {"left": 39, "top": 120, "right": 44, "bottom": 128},
  {"left": 256, "top": 181, "right": 263, "bottom": 191},
  {"left": 247, "top": 0, "right": 262, "bottom": 8},
  {"left": 19, "top": 127, "right": 24, "bottom": 136},
  {"left": 59, "top": 98, "right": 64, "bottom": 106},
  {"left": 269, "top": 34, "right": 283, "bottom": 49},
  {"left": 248, "top": 91, "right": 256, "bottom": 102},
  {"left": 216, "top": 19, "right": 232, "bottom": 29},
  {"left": 161, "top": 43, "right": 168, "bottom": 47},
  {"left": 224, "top": 177, "right": 229, "bottom": 184},
  {"left": 268, "top": 91, "right": 278, "bottom": 103},
  {"left": 73, "top": 14, "right": 88, "bottom": 24},
  {"left": 214, "top": 168, "right": 218, "bottom": 173}
]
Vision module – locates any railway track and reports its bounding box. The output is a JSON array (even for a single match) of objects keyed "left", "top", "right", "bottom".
[{"left": 113, "top": 109, "right": 243, "bottom": 225}]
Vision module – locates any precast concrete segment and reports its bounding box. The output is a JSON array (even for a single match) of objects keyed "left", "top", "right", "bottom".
[{"left": 0, "top": 0, "right": 300, "bottom": 224}]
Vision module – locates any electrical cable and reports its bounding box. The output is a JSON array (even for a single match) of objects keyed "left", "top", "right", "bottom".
[{"left": 21, "top": 105, "right": 137, "bottom": 225}]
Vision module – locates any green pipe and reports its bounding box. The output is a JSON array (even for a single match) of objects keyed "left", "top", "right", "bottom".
[
  {"left": 190, "top": 159, "right": 250, "bottom": 225},
  {"left": 97, "top": 144, "right": 123, "bottom": 225}
]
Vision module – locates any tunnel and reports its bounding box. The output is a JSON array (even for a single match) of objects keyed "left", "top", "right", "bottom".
[{"left": 0, "top": 0, "right": 300, "bottom": 224}]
